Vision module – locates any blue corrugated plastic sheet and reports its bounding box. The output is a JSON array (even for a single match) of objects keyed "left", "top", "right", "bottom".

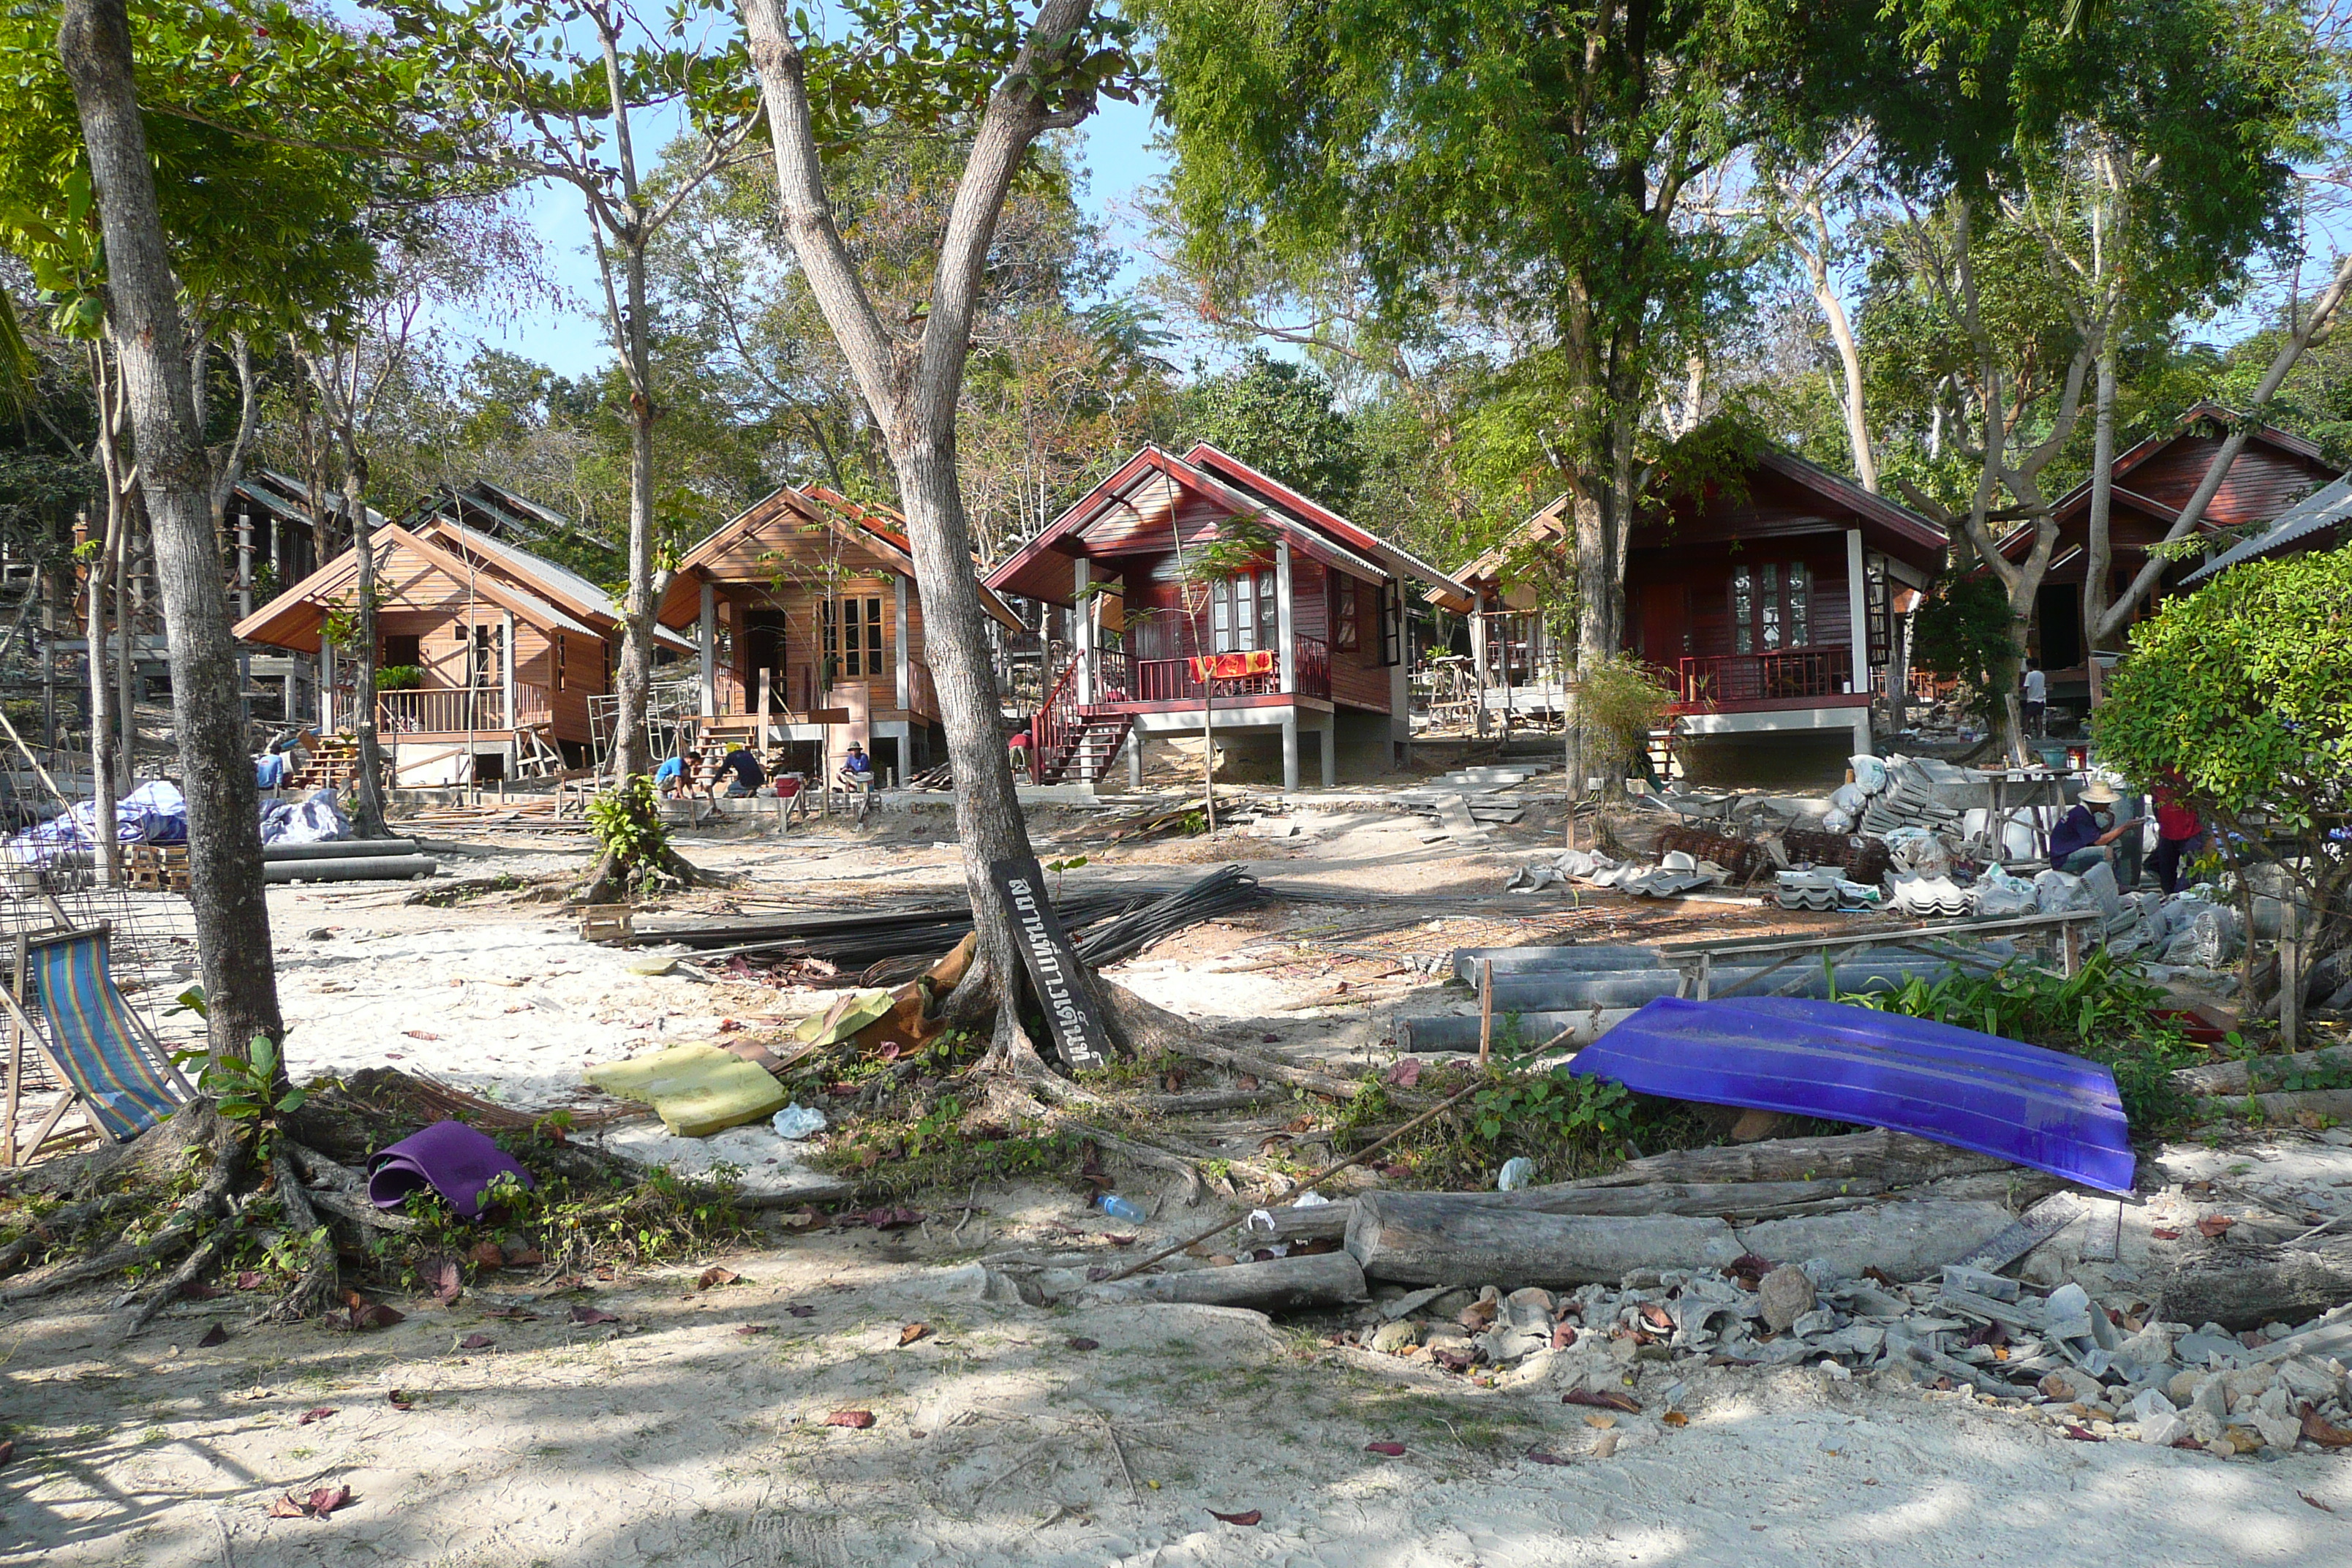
[{"left": 1569, "top": 996, "right": 2136, "bottom": 1195}]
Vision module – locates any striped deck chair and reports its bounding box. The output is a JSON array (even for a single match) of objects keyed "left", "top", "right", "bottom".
[{"left": 1, "top": 924, "right": 192, "bottom": 1165}]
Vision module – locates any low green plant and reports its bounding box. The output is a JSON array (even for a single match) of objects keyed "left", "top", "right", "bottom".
[
  {"left": 587, "top": 774, "right": 670, "bottom": 878},
  {"left": 169, "top": 1035, "right": 306, "bottom": 1123},
  {"left": 376, "top": 664, "right": 424, "bottom": 691}
]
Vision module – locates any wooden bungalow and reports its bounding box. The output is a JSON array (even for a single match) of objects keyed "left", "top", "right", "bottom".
[
  {"left": 2006, "top": 402, "right": 2339, "bottom": 682},
  {"left": 653, "top": 485, "right": 1023, "bottom": 784},
  {"left": 1436, "top": 448, "right": 1950, "bottom": 759},
  {"left": 233, "top": 498, "right": 685, "bottom": 786},
  {"left": 986, "top": 442, "right": 1471, "bottom": 790}
]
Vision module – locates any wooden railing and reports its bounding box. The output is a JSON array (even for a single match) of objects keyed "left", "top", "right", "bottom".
[
  {"left": 1676, "top": 648, "right": 1851, "bottom": 706},
  {"left": 1131, "top": 637, "right": 1330, "bottom": 703},
  {"left": 1031, "top": 655, "right": 1085, "bottom": 774},
  {"left": 377, "top": 682, "right": 551, "bottom": 734}
]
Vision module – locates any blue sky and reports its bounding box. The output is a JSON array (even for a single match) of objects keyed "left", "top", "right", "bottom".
[{"left": 437, "top": 91, "right": 1171, "bottom": 381}]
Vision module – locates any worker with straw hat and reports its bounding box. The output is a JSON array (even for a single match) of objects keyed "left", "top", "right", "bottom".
[{"left": 2048, "top": 780, "right": 2146, "bottom": 886}]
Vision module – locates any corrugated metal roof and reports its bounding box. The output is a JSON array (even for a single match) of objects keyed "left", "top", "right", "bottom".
[{"left": 2181, "top": 472, "right": 2352, "bottom": 584}]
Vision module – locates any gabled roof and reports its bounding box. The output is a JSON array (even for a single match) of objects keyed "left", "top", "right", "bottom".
[
  {"left": 2181, "top": 471, "right": 2352, "bottom": 585},
  {"left": 1435, "top": 446, "right": 1948, "bottom": 611},
  {"left": 658, "top": 485, "right": 1022, "bottom": 632},
  {"left": 423, "top": 518, "right": 693, "bottom": 652},
  {"left": 233, "top": 521, "right": 601, "bottom": 655},
  {"left": 2043, "top": 401, "right": 2329, "bottom": 527},
  {"left": 986, "top": 442, "right": 1472, "bottom": 607}
]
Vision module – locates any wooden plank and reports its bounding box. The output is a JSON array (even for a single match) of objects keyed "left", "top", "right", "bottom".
[
  {"left": 1659, "top": 909, "right": 2101, "bottom": 960},
  {"left": 990, "top": 856, "right": 1111, "bottom": 1072},
  {"left": 1953, "top": 1191, "right": 2086, "bottom": 1273}
]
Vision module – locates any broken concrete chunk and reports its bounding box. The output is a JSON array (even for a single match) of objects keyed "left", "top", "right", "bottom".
[
  {"left": 1379, "top": 1286, "right": 1446, "bottom": 1322},
  {"left": 1757, "top": 1264, "right": 1817, "bottom": 1333},
  {"left": 1941, "top": 1264, "right": 2021, "bottom": 1303},
  {"left": 2139, "top": 1411, "right": 2190, "bottom": 1447},
  {"left": 1368, "top": 1319, "right": 1421, "bottom": 1355}
]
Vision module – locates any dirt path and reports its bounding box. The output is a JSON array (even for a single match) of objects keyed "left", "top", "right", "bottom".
[{"left": 8, "top": 1220, "right": 2348, "bottom": 1568}]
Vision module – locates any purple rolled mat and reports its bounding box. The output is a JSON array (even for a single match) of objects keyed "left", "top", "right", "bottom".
[{"left": 367, "top": 1119, "right": 535, "bottom": 1220}]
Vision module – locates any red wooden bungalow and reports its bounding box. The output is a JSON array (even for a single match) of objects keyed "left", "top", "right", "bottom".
[
  {"left": 1436, "top": 448, "right": 1950, "bottom": 760},
  {"left": 986, "top": 442, "right": 1471, "bottom": 789},
  {"left": 2006, "top": 402, "right": 2339, "bottom": 683}
]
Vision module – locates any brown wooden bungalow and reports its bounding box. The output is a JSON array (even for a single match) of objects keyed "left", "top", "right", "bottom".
[
  {"left": 985, "top": 442, "right": 1471, "bottom": 790},
  {"left": 1435, "top": 448, "right": 1950, "bottom": 760},
  {"left": 654, "top": 485, "right": 1024, "bottom": 784},
  {"left": 233, "top": 500, "right": 686, "bottom": 786},
  {"left": 2005, "top": 402, "right": 2339, "bottom": 682}
]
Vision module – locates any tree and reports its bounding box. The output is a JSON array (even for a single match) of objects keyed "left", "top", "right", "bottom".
[
  {"left": 329, "top": 1, "right": 760, "bottom": 783},
  {"left": 54, "top": 0, "right": 281, "bottom": 1064},
  {"left": 0, "top": 0, "right": 383, "bottom": 872},
  {"left": 1175, "top": 351, "right": 1360, "bottom": 508},
  {"left": 2095, "top": 544, "right": 2352, "bottom": 1036},
  {"left": 739, "top": 0, "right": 1142, "bottom": 1062}
]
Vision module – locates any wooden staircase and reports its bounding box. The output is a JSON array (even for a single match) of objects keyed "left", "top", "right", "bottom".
[{"left": 1032, "top": 655, "right": 1134, "bottom": 785}]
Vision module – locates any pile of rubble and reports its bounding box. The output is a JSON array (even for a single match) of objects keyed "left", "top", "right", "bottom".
[{"left": 1341, "top": 1256, "right": 2352, "bottom": 1458}]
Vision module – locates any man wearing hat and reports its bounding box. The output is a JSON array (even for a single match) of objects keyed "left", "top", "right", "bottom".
[{"left": 2048, "top": 780, "right": 2145, "bottom": 885}]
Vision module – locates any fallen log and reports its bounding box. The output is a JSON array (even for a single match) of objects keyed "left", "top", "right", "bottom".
[
  {"left": 2155, "top": 1240, "right": 2352, "bottom": 1331},
  {"left": 1466, "top": 1176, "right": 1888, "bottom": 1220},
  {"left": 1244, "top": 1202, "right": 1353, "bottom": 1243},
  {"left": 1067, "top": 1251, "right": 1368, "bottom": 1313},
  {"left": 1562, "top": 1128, "right": 2008, "bottom": 1190},
  {"left": 2192, "top": 1088, "right": 2352, "bottom": 1125},
  {"left": 2174, "top": 1045, "right": 2352, "bottom": 1097},
  {"left": 1734, "top": 1200, "right": 2016, "bottom": 1282},
  {"left": 1344, "top": 1191, "right": 1744, "bottom": 1286}
]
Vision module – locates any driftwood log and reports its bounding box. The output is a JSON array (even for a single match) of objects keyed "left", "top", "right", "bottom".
[
  {"left": 1562, "top": 1128, "right": 2008, "bottom": 1189},
  {"left": 2156, "top": 1240, "right": 2352, "bottom": 1331},
  {"left": 2173, "top": 1045, "right": 2352, "bottom": 1097},
  {"left": 1063, "top": 1251, "right": 1368, "bottom": 1313},
  {"left": 1346, "top": 1191, "right": 1745, "bottom": 1286}
]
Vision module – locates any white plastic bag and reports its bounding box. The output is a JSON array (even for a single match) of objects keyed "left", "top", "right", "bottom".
[{"left": 771, "top": 1103, "right": 828, "bottom": 1139}]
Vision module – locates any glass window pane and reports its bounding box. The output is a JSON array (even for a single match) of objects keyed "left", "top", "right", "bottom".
[
  {"left": 1788, "top": 563, "right": 1809, "bottom": 647},
  {"left": 1760, "top": 563, "right": 1782, "bottom": 651},
  {"left": 1732, "top": 566, "right": 1752, "bottom": 655}
]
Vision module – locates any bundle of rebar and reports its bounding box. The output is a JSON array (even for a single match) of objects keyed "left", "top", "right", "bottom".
[{"left": 628, "top": 864, "right": 1264, "bottom": 972}]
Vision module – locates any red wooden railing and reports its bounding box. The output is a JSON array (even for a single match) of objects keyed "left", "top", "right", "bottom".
[
  {"left": 1676, "top": 647, "right": 1851, "bottom": 706},
  {"left": 1131, "top": 636, "right": 1331, "bottom": 702},
  {"left": 1031, "top": 655, "right": 1085, "bottom": 771}
]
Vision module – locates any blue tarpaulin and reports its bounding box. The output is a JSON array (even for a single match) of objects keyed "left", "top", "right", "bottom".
[{"left": 1568, "top": 996, "right": 2136, "bottom": 1195}]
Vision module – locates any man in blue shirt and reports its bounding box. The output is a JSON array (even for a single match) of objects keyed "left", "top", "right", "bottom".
[
  {"left": 2048, "top": 780, "right": 2144, "bottom": 885},
  {"left": 653, "top": 750, "right": 700, "bottom": 798},
  {"left": 837, "top": 742, "right": 873, "bottom": 792}
]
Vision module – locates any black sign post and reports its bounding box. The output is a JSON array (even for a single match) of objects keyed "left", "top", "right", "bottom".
[{"left": 990, "top": 856, "right": 1111, "bottom": 1071}]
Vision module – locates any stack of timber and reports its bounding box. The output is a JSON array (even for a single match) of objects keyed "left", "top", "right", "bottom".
[{"left": 124, "top": 843, "right": 189, "bottom": 894}]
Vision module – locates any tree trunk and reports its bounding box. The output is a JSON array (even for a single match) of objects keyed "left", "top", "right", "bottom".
[
  {"left": 889, "top": 437, "right": 1041, "bottom": 1041},
  {"left": 83, "top": 503, "right": 120, "bottom": 886},
  {"left": 113, "top": 497, "right": 134, "bottom": 788},
  {"left": 2081, "top": 326, "right": 2119, "bottom": 706},
  {"left": 60, "top": 0, "right": 284, "bottom": 1063},
  {"left": 1346, "top": 1191, "right": 1744, "bottom": 1286},
  {"left": 611, "top": 249, "right": 656, "bottom": 782},
  {"left": 343, "top": 462, "right": 389, "bottom": 837}
]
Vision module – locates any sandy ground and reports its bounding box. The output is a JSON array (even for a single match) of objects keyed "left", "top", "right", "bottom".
[
  {"left": 10, "top": 1215, "right": 2352, "bottom": 1568},
  {"left": 10, "top": 796, "right": 2347, "bottom": 1565}
]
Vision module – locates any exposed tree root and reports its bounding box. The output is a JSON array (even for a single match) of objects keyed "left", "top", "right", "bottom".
[
  {"left": 251, "top": 1152, "right": 339, "bottom": 1327},
  {"left": 0, "top": 1191, "right": 138, "bottom": 1277},
  {"left": 3, "top": 1133, "right": 245, "bottom": 1307},
  {"left": 573, "top": 844, "right": 731, "bottom": 908},
  {"left": 117, "top": 1197, "right": 244, "bottom": 1341}
]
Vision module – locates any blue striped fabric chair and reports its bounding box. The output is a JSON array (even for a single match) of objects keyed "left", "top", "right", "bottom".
[{"left": 2, "top": 924, "right": 193, "bottom": 1164}]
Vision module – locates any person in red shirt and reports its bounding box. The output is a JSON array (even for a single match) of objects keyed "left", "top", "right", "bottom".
[{"left": 2149, "top": 772, "right": 2202, "bottom": 894}]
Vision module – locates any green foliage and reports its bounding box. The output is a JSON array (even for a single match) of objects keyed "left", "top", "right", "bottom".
[
  {"left": 1910, "top": 572, "right": 2013, "bottom": 724},
  {"left": 1836, "top": 949, "right": 2198, "bottom": 1131},
  {"left": 2096, "top": 544, "right": 2352, "bottom": 840},
  {"left": 1572, "top": 655, "right": 1679, "bottom": 780},
  {"left": 170, "top": 1035, "right": 306, "bottom": 1123},
  {"left": 586, "top": 774, "right": 669, "bottom": 875},
  {"left": 1174, "top": 352, "right": 1362, "bottom": 508},
  {"left": 376, "top": 664, "right": 423, "bottom": 691}
]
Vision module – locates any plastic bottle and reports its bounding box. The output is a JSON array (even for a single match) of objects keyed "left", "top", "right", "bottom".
[
  {"left": 1096, "top": 1194, "right": 1146, "bottom": 1223},
  {"left": 1496, "top": 1157, "right": 1536, "bottom": 1191}
]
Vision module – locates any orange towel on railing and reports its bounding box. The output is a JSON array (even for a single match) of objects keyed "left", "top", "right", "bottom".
[{"left": 1185, "top": 649, "right": 1277, "bottom": 682}]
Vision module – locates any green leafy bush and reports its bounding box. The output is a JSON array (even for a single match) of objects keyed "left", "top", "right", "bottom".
[{"left": 587, "top": 774, "right": 670, "bottom": 878}]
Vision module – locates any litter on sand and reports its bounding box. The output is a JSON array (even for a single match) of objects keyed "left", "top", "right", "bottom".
[{"left": 584, "top": 1043, "right": 793, "bottom": 1137}]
